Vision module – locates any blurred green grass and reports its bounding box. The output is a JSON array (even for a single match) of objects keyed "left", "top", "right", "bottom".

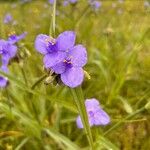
[{"left": 0, "top": 0, "right": 150, "bottom": 150}]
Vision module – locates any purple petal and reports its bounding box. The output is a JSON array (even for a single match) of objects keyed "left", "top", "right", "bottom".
[
  {"left": 76, "top": 116, "right": 83, "bottom": 128},
  {"left": 0, "top": 66, "right": 8, "bottom": 88},
  {"left": 0, "top": 40, "right": 17, "bottom": 65},
  {"left": 51, "top": 62, "right": 66, "bottom": 74},
  {"left": 48, "top": 0, "right": 54, "bottom": 4},
  {"left": 1, "top": 54, "right": 10, "bottom": 66},
  {"left": 69, "top": 44, "right": 87, "bottom": 67},
  {"left": 61, "top": 67, "right": 84, "bottom": 88},
  {"left": 43, "top": 52, "right": 66, "bottom": 68},
  {"left": 0, "top": 77, "right": 8, "bottom": 88},
  {"left": 0, "top": 65, "right": 8, "bottom": 73},
  {"left": 35, "top": 34, "right": 49, "bottom": 55},
  {"left": 8, "top": 32, "right": 27, "bottom": 44},
  {"left": 76, "top": 114, "right": 95, "bottom": 129},
  {"left": 94, "top": 109, "right": 110, "bottom": 125},
  {"left": 3, "top": 13, "right": 13, "bottom": 24},
  {"left": 69, "top": 0, "right": 78, "bottom": 3},
  {"left": 85, "top": 98, "right": 100, "bottom": 110},
  {"left": 7, "top": 43, "right": 17, "bottom": 58},
  {"left": 56, "top": 31, "right": 76, "bottom": 51}
]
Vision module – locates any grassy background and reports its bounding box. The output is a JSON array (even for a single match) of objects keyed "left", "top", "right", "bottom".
[{"left": 0, "top": 0, "right": 150, "bottom": 149}]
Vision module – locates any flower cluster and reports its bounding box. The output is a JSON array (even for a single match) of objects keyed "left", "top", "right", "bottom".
[
  {"left": 35, "top": 31, "right": 87, "bottom": 88},
  {"left": 0, "top": 32, "right": 27, "bottom": 88},
  {"left": 76, "top": 98, "right": 110, "bottom": 128}
]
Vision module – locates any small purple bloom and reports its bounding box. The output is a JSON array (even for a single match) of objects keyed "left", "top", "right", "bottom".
[
  {"left": 63, "top": 0, "right": 69, "bottom": 6},
  {"left": 69, "top": 0, "right": 78, "bottom": 3},
  {"left": 89, "top": 0, "right": 102, "bottom": 10},
  {"left": 63, "top": 0, "right": 77, "bottom": 6},
  {"left": 3, "top": 13, "right": 13, "bottom": 24},
  {"left": 48, "top": 0, "right": 54, "bottom": 4},
  {"left": 0, "top": 65, "right": 8, "bottom": 88},
  {"left": 0, "top": 40, "right": 17, "bottom": 65},
  {"left": 8, "top": 32, "right": 27, "bottom": 44},
  {"left": 76, "top": 98, "right": 110, "bottom": 128}
]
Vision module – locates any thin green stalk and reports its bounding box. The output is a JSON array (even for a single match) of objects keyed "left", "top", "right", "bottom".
[
  {"left": 49, "top": 0, "right": 56, "bottom": 36},
  {"left": 104, "top": 106, "right": 145, "bottom": 136},
  {"left": 20, "top": 66, "right": 28, "bottom": 87},
  {"left": 70, "top": 86, "right": 94, "bottom": 150},
  {"left": 31, "top": 74, "right": 47, "bottom": 90},
  {"left": 75, "top": 5, "right": 91, "bottom": 29}
]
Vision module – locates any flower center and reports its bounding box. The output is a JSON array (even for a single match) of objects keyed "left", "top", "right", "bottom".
[
  {"left": 45, "top": 37, "right": 56, "bottom": 52},
  {"left": 89, "top": 111, "right": 94, "bottom": 117},
  {"left": 8, "top": 31, "right": 16, "bottom": 40},
  {"left": 63, "top": 56, "right": 73, "bottom": 68},
  {"left": 9, "top": 34, "right": 17, "bottom": 40},
  {"left": 45, "top": 37, "right": 56, "bottom": 46}
]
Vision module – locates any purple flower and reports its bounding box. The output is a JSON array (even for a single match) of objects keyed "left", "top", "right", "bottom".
[
  {"left": 0, "top": 40, "right": 17, "bottom": 65},
  {"left": 48, "top": 0, "right": 54, "bottom": 4},
  {"left": 51, "top": 44, "right": 87, "bottom": 88},
  {"left": 63, "top": 0, "right": 69, "bottom": 6},
  {"left": 35, "top": 31, "right": 87, "bottom": 88},
  {"left": 35, "top": 31, "right": 75, "bottom": 68},
  {"left": 63, "top": 0, "right": 78, "bottom": 6},
  {"left": 89, "top": 0, "right": 102, "bottom": 10},
  {"left": 69, "top": 0, "right": 78, "bottom": 3},
  {"left": 8, "top": 32, "right": 27, "bottom": 44},
  {"left": 3, "top": 13, "right": 13, "bottom": 24},
  {"left": 0, "top": 65, "right": 8, "bottom": 88},
  {"left": 76, "top": 98, "right": 110, "bottom": 128}
]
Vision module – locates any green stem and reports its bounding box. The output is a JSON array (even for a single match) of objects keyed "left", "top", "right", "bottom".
[
  {"left": 31, "top": 74, "right": 47, "bottom": 90},
  {"left": 75, "top": 5, "right": 91, "bottom": 29},
  {"left": 104, "top": 106, "right": 145, "bottom": 136},
  {"left": 20, "top": 66, "right": 28, "bottom": 87},
  {"left": 70, "top": 86, "right": 94, "bottom": 150},
  {"left": 49, "top": 0, "right": 57, "bottom": 36}
]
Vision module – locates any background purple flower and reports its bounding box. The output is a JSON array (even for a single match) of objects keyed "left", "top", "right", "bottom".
[
  {"left": 48, "top": 0, "right": 54, "bottom": 4},
  {"left": 0, "top": 40, "right": 17, "bottom": 65},
  {"left": 8, "top": 32, "right": 27, "bottom": 44},
  {"left": 3, "top": 13, "right": 13, "bottom": 24},
  {"left": 63, "top": 0, "right": 78, "bottom": 6},
  {"left": 76, "top": 98, "right": 110, "bottom": 128},
  {"left": 89, "top": 0, "right": 102, "bottom": 10},
  {"left": 0, "top": 65, "right": 8, "bottom": 88}
]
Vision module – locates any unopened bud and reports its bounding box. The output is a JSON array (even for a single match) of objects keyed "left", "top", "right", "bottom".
[
  {"left": 145, "top": 101, "right": 150, "bottom": 110},
  {"left": 84, "top": 70, "right": 91, "bottom": 80}
]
